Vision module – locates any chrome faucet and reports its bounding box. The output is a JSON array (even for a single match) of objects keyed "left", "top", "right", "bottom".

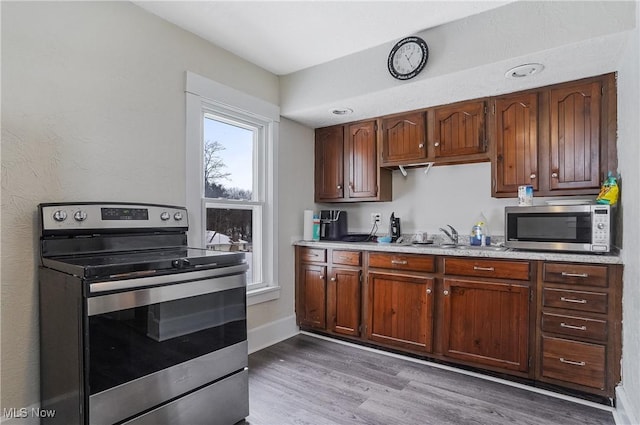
[{"left": 439, "top": 225, "right": 459, "bottom": 245}]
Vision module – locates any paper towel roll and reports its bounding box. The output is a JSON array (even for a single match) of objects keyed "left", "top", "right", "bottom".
[{"left": 303, "top": 210, "right": 314, "bottom": 240}]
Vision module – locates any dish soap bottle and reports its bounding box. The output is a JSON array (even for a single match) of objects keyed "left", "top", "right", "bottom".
[{"left": 470, "top": 213, "right": 490, "bottom": 246}]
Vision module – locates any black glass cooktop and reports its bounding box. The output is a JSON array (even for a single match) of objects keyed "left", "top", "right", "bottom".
[{"left": 42, "top": 248, "right": 246, "bottom": 280}]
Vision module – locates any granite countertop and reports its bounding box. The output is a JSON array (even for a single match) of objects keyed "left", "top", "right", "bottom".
[{"left": 294, "top": 239, "right": 623, "bottom": 265}]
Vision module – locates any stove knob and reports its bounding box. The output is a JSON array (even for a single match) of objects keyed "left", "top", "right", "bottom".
[
  {"left": 171, "top": 258, "right": 191, "bottom": 269},
  {"left": 160, "top": 212, "right": 171, "bottom": 221},
  {"left": 174, "top": 211, "right": 183, "bottom": 221},
  {"left": 52, "top": 210, "right": 67, "bottom": 222},
  {"left": 73, "top": 210, "right": 87, "bottom": 222}
]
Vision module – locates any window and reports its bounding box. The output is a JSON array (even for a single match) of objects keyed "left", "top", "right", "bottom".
[{"left": 185, "top": 72, "right": 279, "bottom": 301}]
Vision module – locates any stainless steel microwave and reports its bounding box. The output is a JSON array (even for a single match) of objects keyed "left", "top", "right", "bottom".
[{"left": 505, "top": 204, "right": 615, "bottom": 253}]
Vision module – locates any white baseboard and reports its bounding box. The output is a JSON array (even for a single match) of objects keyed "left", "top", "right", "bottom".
[
  {"left": 615, "top": 385, "right": 640, "bottom": 425},
  {"left": 247, "top": 314, "right": 299, "bottom": 354}
]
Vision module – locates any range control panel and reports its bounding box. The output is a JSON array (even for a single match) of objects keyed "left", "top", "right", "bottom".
[{"left": 40, "top": 202, "right": 188, "bottom": 233}]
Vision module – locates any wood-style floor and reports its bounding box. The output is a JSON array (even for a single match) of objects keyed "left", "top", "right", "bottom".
[{"left": 244, "top": 334, "right": 614, "bottom": 425}]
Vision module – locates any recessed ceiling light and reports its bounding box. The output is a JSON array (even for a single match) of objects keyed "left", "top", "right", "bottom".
[
  {"left": 330, "top": 108, "right": 353, "bottom": 115},
  {"left": 505, "top": 63, "right": 544, "bottom": 79}
]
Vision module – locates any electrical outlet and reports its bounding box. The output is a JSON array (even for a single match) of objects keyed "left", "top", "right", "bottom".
[{"left": 371, "top": 213, "right": 381, "bottom": 225}]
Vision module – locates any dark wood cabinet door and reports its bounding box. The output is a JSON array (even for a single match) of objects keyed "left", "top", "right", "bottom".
[
  {"left": 315, "top": 125, "right": 344, "bottom": 201},
  {"left": 432, "top": 100, "right": 486, "bottom": 158},
  {"left": 493, "top": 93, "right": 539, "bottom": 195},
  {"left": 367, "top": 272, "right": 434, "bottom": 352},
  {"left": 347, "top": 121, "right": 378, "bottom": 198},
  {"left": 380, "top": 112, "right": 427, "bottom": 165},
  {"left": 442, "top": 278, "right": 530, "bottom": 372},
  {"left": 327, "top": 268, "right": 361, "bottom": 336},
  {"left": 549, "top": 81, "right": 602, "bottom": 191},
  {"left": 298, "top": 264, "right": 327, "bottom": 329}
]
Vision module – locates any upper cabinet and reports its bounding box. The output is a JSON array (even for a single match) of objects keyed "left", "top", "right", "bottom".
[
  {"left": 315, "top": 125, "right": 344, "bottom": 201},
  {"left": 429, "top": 100, "right": 488, "bottom": 164},
  {"left": 315, "top": 121, "right": 392, "bottom": 203},
  {"left": 380, "top": 112, "right": 427, "bottom": 166},
  {"left": 548, "top": 80, "right": 602, "bottom": 191},
  {"left": 315, "top": 73, "right": 617, "bottom": 202},
  {"left": 492, "top": 73, "right": 617, "bottom": 198},
  {"left": 492, "top": 92, "right": 539, "bottom": 194}
]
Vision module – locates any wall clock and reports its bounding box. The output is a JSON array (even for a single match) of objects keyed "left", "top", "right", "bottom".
[{"left": 387, "top": 36, "right": 429, "bottom": 80}]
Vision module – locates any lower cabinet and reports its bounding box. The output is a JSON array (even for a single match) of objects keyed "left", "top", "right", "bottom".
[
  {"left": 327, "top": 268, "right": 361, "bottom": 336},
  {"left": 367, "top": 272, "right": 434, "bottom": 352},
  {"left": 294, "top": 246, "right": 622, "bottom": 401},
  {"left": 297, "top": 263, "right": 327, "bottom": 329},
  {"left": 441, "top": 278, "right": 530, "bottom": 372}
]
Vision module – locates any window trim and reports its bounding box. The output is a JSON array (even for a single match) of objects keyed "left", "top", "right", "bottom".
[{"left": 185, "top": 71, "right": 280, "bottom": 301}]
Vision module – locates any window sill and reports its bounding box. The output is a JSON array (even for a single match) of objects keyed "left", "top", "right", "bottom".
[{"left": 247, "top": 285, "right": 281, "bottom": 306}]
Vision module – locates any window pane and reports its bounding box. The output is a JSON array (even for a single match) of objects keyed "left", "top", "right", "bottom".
[
  {"left": 205, "top": 208, "right": 253, "bottom": 284},
  {"left": 203, "top": 116, "right": 254, "bottom": 200}
]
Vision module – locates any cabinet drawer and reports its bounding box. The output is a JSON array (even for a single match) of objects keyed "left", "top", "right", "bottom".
[
  {"left": 443, "top": 258, "right": 529, "bottom": 280},
  {"left": 332, "top": 250, "right": 361, "bottom": 266},
  {"left": 541, "top": 336, "right": 605, "bottom": 389},
  {"left": 299, "top": 247, "right": 326, "bottom": 263},
  {"left": 544, "top": 263, "right": 608, "bottom": 287},
  {"left": 368, "top": 252, "right": 435, "bottom": 272},
  {"left": 543, "top": 288, "right": 608, "bottom": 314},
  {"left": 541, "top": 312, "right": 607, "bottom": 342}
]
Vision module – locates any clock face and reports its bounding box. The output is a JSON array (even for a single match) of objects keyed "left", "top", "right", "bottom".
[{"left": 388, "top": 36, "right": 429, "bottom": 80}]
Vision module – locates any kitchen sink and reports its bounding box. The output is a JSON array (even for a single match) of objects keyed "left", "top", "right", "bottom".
[{"left": 434, "top": 243, "right": 509, "bottom": 252}]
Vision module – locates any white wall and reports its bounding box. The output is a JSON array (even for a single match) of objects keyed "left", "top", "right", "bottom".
[
  {"left": 616, "top": 2, "right": 640, "bottom": 423},
  {"left": 0, "top": 1, "right": 303, "bottom": 414}
]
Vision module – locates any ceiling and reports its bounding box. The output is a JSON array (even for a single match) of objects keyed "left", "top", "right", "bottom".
[
  {"left": 133, "top": 1, "right": 635, "bottom": 128},
  {"left": 133, "top": 1, "right": 514, "bottom": 76}
]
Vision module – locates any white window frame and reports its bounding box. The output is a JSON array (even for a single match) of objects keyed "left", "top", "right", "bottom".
[{"left": 185, "top": 71, "right": 280, "bottom": 304}]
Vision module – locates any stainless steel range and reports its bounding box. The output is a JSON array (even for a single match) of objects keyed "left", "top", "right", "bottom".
[{"left": 38, "top": 202, "right": 249, "bottom": 425}]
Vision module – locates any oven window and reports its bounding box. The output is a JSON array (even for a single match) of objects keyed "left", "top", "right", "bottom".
[
  {"left": 510, "top": 213, "right": 592, "bottom": 242},
  {"left": 88, "top": 287, "right": 246, "bottom": 395}
]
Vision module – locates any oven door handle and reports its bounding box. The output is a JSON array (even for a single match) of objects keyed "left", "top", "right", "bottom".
[{"left": 87, "top": 265, "right": 248, "bottom": 316}]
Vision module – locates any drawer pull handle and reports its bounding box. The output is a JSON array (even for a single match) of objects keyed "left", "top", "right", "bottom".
[
  {"left": 559, "top": 358, "right": 586, "bottom": 367},
  {"left": 391, "top": 260, "right": 408, "bottom": 265},
  {"left": 561, "top": 272, "right": 589, "bottom": 278},
  {"left": 473, "top": 266, "right": 495, "bottom": 271},
  {"left": 560, "top": 322, "right": 587, "bottom": 331},
  {"left": 560, "top": 297, "right": 587, "bottom": 304}
]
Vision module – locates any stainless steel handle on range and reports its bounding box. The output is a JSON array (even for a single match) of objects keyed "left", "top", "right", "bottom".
[
  {"left": 561, "top": 272, "right": 589, "bottom": 278},
  {"left": 560, "top": 296, "right": 587, "bottom": 304},
  {"left": 88, "top": 265, "right": 248, "bottom": 316},
  {"left": 473, "top": 266, "right": 495, "bottom": 272},
  {"left": 559, "top": 358, "right": 586, "bottom": 367},
  {"left": 560, "top": 322, "right": 587, "bottom": 331}
]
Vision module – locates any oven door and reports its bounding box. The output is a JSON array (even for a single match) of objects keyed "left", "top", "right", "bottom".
[{"left": 86, "top": 265, "right": 248, "bottom": 425}]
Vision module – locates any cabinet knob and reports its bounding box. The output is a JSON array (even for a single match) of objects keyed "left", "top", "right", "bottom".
[
  {"left": 330, "top": 277, "right": 336, "bottom": 282},
  {"left": 426, "top": 288, "right": 432, "bottom": 295},
  {"left": 337, "top": 185, "right": 342, "bottom": 189},
  {"left": 418, "top": 143, "right": 424, "bottom": 149},
  {"left": 551, "top": 172, "right": 559, "bottom": 178},
  {"left": 319, "top": 275, "right": 325, "bottom": 280},
  {"left": 443, "top": 290, "right": 449, "bottom": 296},
  {"left": 530, "top": 173, "right": 536, "bottom": 179},
  {"left": 434, "top": 142, "right": 440, "bottom": 147}
]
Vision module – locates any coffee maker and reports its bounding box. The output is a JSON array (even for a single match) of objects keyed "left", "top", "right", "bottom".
[{"left": 320, "top": 210, "right": 348, "bottom": 240}]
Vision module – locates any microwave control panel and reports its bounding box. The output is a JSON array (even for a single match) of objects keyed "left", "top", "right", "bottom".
[{"left": 591, "top": 206, "right": 612, "bottom": 250}]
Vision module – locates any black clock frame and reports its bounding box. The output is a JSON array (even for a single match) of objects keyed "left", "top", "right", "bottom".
[{"left": 387, "top": 36, "right": 429, "bottom": 81}]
